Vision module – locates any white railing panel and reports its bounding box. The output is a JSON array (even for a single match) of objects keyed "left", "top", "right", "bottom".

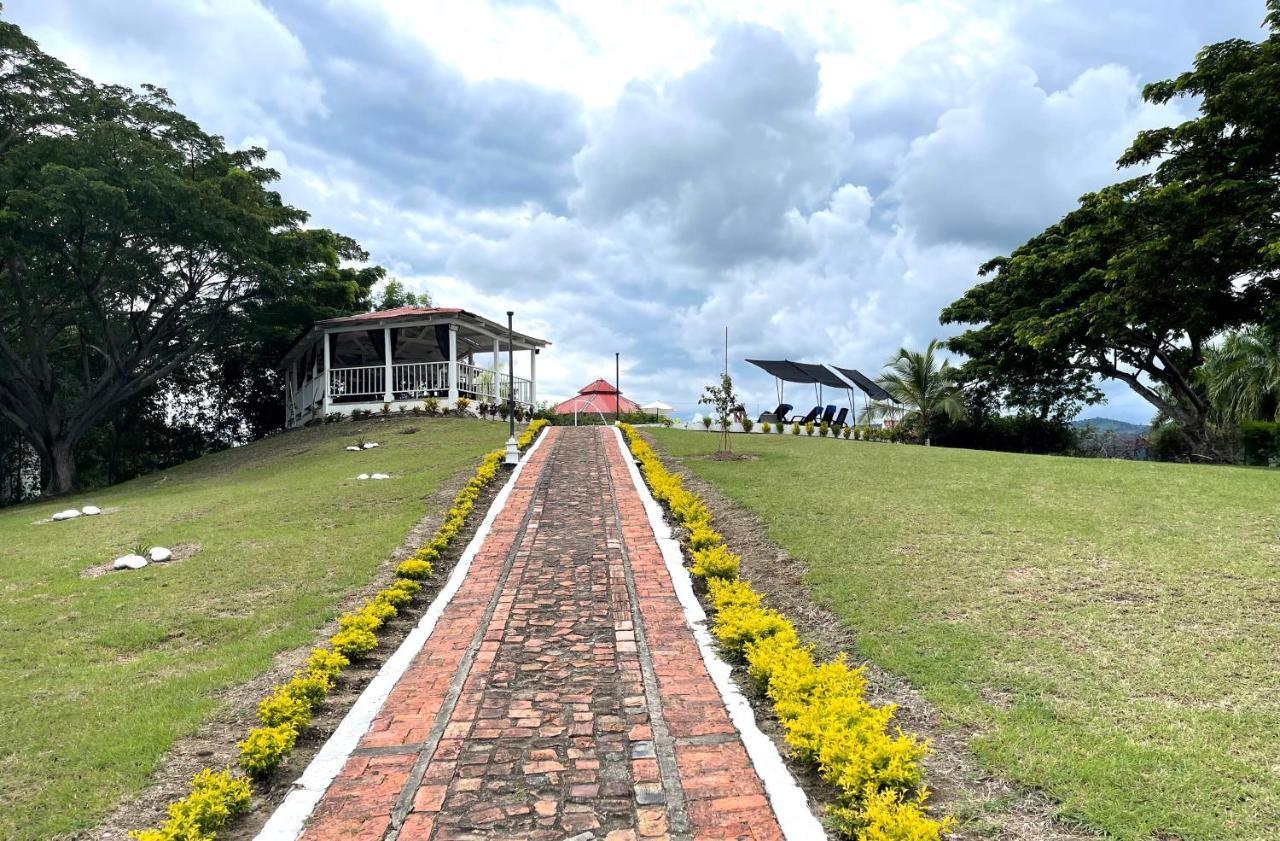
[
  {"left": 391, "top": 362, "right": 449, "bottom": 399},
  {"left": 330, "top": 365, "right": 384, "bottom": 399},
  {"left": 461, "top": 366, "right": 532, "bottom": 406}
]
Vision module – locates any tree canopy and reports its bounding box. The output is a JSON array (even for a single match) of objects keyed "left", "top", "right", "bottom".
[
  {"left": 0, "top": 17, "right": 382, "bottom": 495},
  {"left": 942, "top": 2, "right": 1280, "bottom": 455}
]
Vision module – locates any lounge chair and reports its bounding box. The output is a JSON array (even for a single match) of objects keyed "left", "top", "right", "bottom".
[
  {"left": 830, "top": 407, "right": 849, "bottom": 430},
  {"left": 819, "top": 405, "right": 837, "bottom": 426},
  {"left": 787, "top": 405, "right": 820, "bottom": 425},
  {"left": 757, "top": 403, "right": 792, "bottom": 424}
]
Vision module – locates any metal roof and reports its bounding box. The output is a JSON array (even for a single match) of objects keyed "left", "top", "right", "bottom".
[{"left": 279, "top": 306, "right": 550, "bottom": 369}]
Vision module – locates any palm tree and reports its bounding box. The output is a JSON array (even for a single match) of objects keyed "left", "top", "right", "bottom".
[
  {"left": 859, "top": 340, "right": 966, "bottom": 442},
  {"left": 1200, "top": 326, "right": 1280, "bottom": 423}
]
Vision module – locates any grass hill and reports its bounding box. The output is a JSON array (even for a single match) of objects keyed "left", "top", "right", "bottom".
[
  {"left": 1069, "top": 416, "right": 1150, "bottom": 434},
  {"left": 0, "top": 416, "right": 507, "bottom": 841},
  {"left": 651, "top": 428, "right": 1279, "bottom": 840}
]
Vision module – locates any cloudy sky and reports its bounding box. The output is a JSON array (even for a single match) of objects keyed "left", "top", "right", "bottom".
[{"left": 9, "top": 1, "right": 1270, "bottom": 421}]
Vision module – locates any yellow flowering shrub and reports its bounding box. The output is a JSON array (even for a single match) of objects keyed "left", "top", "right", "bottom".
[
  {"left": 257, "top": 689, "right": 311, "bottom": 729},
  {"left": 707, "top": 577, "right": 761, "bottom": 611},
  {"left": 690, "top": 544, "right": 741, "bottom": 580},
  {"left": 616, "top": 422, "right": 952, "bottom": 839},
  {"left": 688, "top": 524, "right": 723, "bottom": 551},
  {"left": 387, "top": 577, "right": 422, "bottom": 596},
  {"left": 237, "top": 724, "right": 297, "bottom": 778},
  {"left": 712, "top": 603, "right": 793, "bottom": 659},
  {"left": 744, "top": 628, "right": 811, "bottom": 694},
  {"left": 282, "top": 673, "right": 331, "bottom": 709},
  {"left": 127, "top": 769, "right": 252, "bottom": 841},
  {"left": 833, "top": 785, "right": 954, "bottom": 840},
  {"left": 376, "top": 586, "right": 413, "bottom": 610},
  {"left": 336, "top": 608, "right": 381, "bottom": 635},
  {"left": 305, "top": 648, "right": 348, "bottom": 682},
  {"left": 330, "top": 626, "right": 378, "bottom": 659},
  {"left": 397, "top": 558, "right": 434, "bottom": 580}
]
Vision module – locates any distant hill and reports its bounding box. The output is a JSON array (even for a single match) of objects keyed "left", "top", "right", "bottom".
[{"left": 1070, "top": 417, "right": 1149, "bottom": 435}]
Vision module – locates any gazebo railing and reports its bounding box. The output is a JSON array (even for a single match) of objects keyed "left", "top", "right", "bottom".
[
  {"left": 391, "top": 361, "right": 449, "bottom": 398},
  {"left": 458, "top": 363, "right": 531, "bottom": 405},
  {"left": 329, "top": 361, "right": 532, "bottom": 406},
  {"left": 330, "top": 365, "right": 385, "bottom": 399}
]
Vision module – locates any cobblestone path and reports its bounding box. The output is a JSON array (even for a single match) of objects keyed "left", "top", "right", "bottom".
[{"left": 295, "top": 426, "right": 789, "bottom": 841}]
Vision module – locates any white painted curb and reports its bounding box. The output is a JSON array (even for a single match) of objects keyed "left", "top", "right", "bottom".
[
  {"left": 610, "top": 427, "right": 828, "bottom": 840},
  {"left": 256, "top": 429, "right": 551, "bottom": 841}
]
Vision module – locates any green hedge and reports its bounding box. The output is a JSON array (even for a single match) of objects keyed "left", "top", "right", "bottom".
[{"left": 1240, "top": 420, "right": 1280, "bottom": 466}]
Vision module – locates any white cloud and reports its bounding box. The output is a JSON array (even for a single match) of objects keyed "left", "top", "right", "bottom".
[
  {"left": 5, "top": 0, "right": 1264, "bottom": 421},
  {"left": 889, "top": 63, "right": 1179, "bottom": 246}
]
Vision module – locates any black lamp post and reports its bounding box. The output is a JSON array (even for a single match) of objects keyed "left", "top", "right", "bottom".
[
  {"left": 503, "top": 311, "right": 518, "bottom": 466},
  {"left": 615, "top": 352, "right": 620, "bottom": 424}
]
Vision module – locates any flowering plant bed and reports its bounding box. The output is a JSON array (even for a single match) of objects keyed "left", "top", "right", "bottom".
[
  {"left": 618, "top": 423, "right": 952, "bottom": 839},
  {"left": 129, "top": 420, "right": 549, "bottom": 841}
]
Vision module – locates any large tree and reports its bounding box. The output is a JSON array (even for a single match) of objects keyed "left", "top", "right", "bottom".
[
  {"left": 942, "top": 2, "right": 1280, "bottom": 456},
  {"left": 0, "top": 18, "right": 365, "bottom": 493},
  {"left": 211, "top": 230, "right": 385, "bottom": 439}
]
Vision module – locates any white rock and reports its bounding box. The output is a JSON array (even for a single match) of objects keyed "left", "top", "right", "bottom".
[
  {"left": 81, "top": 505, "right": 101, "bottom": 515},
  {"left": 148, "top": 546, "right": 172, "bottom": 562},
  {"left": 362, "top": 442, "right": 379, "bottom": 449},
  {"left": 356, "top": 473, "right": 370, "bottom": 480},
  {"left": 345, "top": 446, "right": 361, "bottom": 452},
  {"left": 52, "top": 509, "right": 82, "bottom": 521},
  {"left": 371, "top": 473, "right": 390, "bottom": 480},
  {"left": 112, "top": 554, "right": 148, "bottom": 570}
]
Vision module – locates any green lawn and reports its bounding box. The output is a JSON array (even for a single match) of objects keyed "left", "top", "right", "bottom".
[
  {"left": 0, "top": 417, "right": 506, "bottom": 841},
  {"left": 651, "top": 429, "right": 1280, "bottom": 841}
]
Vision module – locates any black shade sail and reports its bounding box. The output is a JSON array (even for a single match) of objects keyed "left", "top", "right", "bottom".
[
  {"left": 832, "top": 366, "right": 895, "bottom": 402},
  {"left": 746, "top": 358, "right": 898, "bottom": 403},
  {"left": 789, "top": 361, "right": 848, "bottom": 389},
  {"left": 746, "top": 359, "right": 849, "bottom": 389},
  {"left": 745, "top": 359, "right": 812, "bottom": 383}
]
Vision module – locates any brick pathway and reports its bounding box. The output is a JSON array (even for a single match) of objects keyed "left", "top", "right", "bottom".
[{"left": 294, "top": 427, "right": 788, "bottom": 841}]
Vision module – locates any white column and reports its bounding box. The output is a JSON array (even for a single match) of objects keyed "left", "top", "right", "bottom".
[
  {"left": 492, "top": 336, "right": 501, "bottom": 403},
  {"left": 322, "top": 332, "right": 331, "bottom": 417},
  {"left": 382, "top": 326, "right": 394, "bottom": 401},
  {"left": 529, "top": 348, "right": 536, "bottom": 407},
  {"left": 447, "top": 324, "right": 459, "bottom": 406}
]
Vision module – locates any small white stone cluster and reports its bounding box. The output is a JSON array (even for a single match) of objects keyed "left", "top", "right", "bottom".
[
  {"left": 356, "top": 473, "right": 391, "bottom": 480},
  {"left": 346, "top": 442, "right": 380, "bottom": 451},
  {"left": 51, "top": 505, "right": 101, "bottom": 521},
  {"left": 112, "top": 546, "right": 172, "bottom": 571}
]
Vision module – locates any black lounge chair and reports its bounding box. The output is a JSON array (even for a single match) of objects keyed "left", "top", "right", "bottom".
[
  {"left": 757, "top": 403, "right": 792, "bottom": 425},
  {"left": 831, "top": 407, "right": 849, "bottom": 430},
  {"left": 820, "top": 404, "right": 837, "bottom": 426},
  {"left": 788, "top": 405, "right": 820, "bottom": 425}
]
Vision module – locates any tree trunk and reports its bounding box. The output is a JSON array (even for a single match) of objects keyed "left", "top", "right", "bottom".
[{"left": 43, "top": 438, "right": 78, "bottom": 496}]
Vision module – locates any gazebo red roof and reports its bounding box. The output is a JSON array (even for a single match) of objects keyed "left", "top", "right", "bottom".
[
  {"left": 316, "top": 306, "right": 463, "bottom": 325},
  {"left": 552, "top": 379, "right": 640, "bottom": 415}
]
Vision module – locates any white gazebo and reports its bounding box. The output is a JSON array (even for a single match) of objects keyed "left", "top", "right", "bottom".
[{"left": 279, "top": 306, "right": 550, "bottom": 428}]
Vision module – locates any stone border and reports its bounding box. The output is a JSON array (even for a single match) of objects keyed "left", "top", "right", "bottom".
[
  {"left": 254, "top": 427, "right": 552, "bottom": 841},
  {"left": 608, "top": 427, "right": 827, "bottom": 840}
]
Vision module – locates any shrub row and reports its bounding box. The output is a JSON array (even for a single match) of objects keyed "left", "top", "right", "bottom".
[
  {"left": 618, "top": 423, "right": 953, "bottom": 840},
  {"left": 130, "top": 420, "right": 550, "bottom": 841}
]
